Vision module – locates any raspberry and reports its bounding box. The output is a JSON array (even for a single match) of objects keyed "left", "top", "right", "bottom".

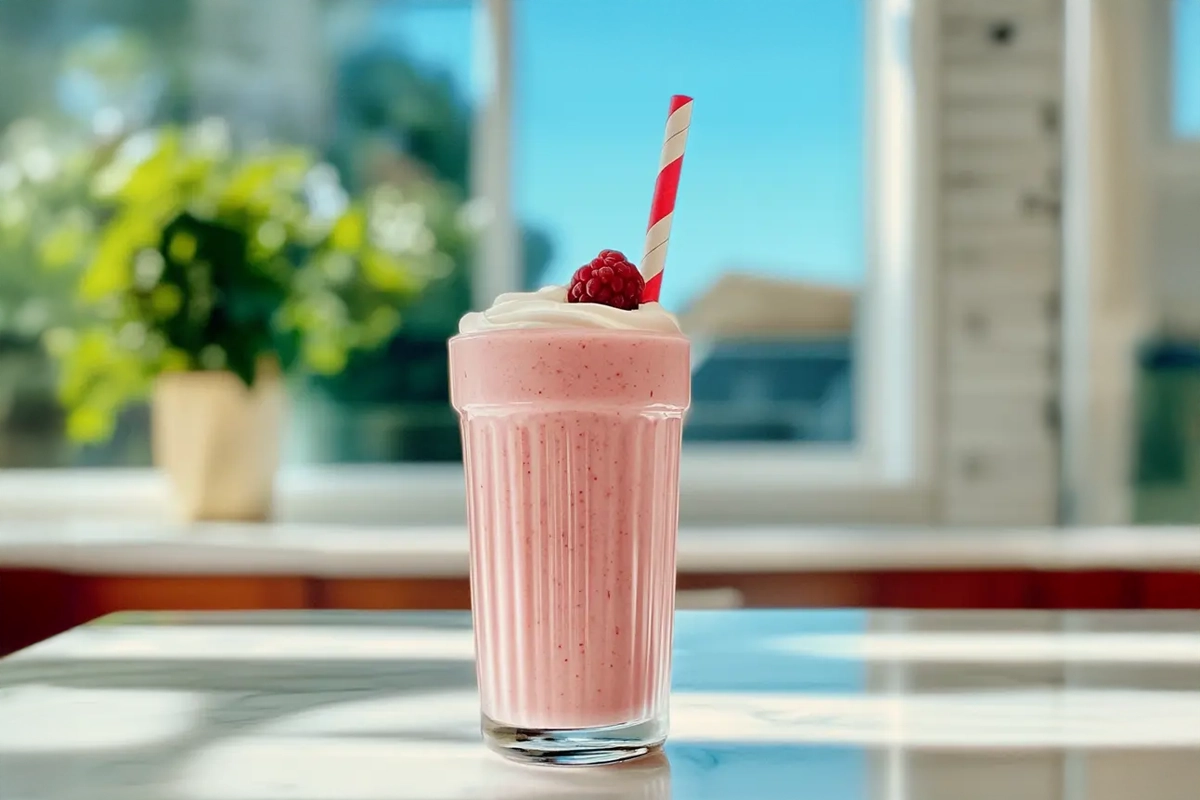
[{"left": 567, "top": 250, "right": 645, "bottom": 310}]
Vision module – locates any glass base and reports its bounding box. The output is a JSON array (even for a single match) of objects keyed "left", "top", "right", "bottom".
[{"left": 482, "top": 714, "right": 667, "bottom": 766}]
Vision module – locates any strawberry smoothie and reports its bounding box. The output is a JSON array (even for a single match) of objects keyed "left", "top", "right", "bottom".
[{"left": 450, "top": 272, "right": 689, "bottom": 765}]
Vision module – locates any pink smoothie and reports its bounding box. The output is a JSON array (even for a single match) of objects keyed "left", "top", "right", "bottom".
[{"left": 449, "top": 328, "right": 690, "bottom": 731}]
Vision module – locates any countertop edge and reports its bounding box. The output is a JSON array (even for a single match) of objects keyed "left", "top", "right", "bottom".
[{"left": 2, "top": 524, "right": 1200, "bottom": 577}]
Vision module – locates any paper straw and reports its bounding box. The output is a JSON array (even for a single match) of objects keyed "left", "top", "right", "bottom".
[{"left": 641, "top": 94, "right": 693, "bottom": 303}]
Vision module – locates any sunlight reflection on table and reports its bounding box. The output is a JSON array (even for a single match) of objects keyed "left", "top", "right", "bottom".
[
  {"left": 11, "top": 626, "right": 476, "bottom": 662},
  {"left": 0, "top": 686, "right": 202, "bottom": 752}
]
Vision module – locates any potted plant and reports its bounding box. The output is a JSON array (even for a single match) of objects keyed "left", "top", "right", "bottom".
[{"left": 47, "top": 119, "right": 465, "bottom": 520}]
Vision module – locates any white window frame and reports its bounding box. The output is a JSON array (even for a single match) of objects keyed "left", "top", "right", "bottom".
[
  {"left": 1061, "top": 0, "right": 1200, "bottom": 524},
  {"left": 0, "top": 0, "right": 937, "bottom": 526}
]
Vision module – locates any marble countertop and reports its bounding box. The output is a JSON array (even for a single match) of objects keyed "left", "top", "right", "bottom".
[
  {"left": 1, "top": 522, "right": 1200, "bottom": 576},
  {"left": 4, "top": 609, "right": 1200, "bottom": 799}
]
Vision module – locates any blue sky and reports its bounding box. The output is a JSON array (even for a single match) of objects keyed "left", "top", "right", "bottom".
[
  {"left": 1176, "top": 0, "right": 1200, "bottom": 136},
  {"left": 381, "top": 0, "right": 866, "bottom": 311}
]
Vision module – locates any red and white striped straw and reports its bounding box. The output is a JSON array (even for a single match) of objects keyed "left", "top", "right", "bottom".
[{"left": 640, "top": 94, "right": 693, "bottom": 303}]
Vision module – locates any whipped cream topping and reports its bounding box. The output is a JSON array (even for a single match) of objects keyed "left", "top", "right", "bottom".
[{"left": 458, "top": 285, "right": 682, "bottom": 334}]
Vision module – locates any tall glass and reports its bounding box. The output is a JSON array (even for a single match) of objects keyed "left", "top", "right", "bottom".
[{"left": 449, "top": 327, "right": 690, "bottom": 765}]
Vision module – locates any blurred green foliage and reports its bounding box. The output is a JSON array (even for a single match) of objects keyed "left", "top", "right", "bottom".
[
  {"left": 0, "top": 0, "right": 551, "bottom": 465},
  {"left": 304, "top": 39, "right": 551, "bottom": 462},
  {"left": 0, "top": 120, "right": 107, "bottom": 342},
  {"left": 46, "top": 121, "right": 472, "bottom": 444},
  {"left": 0, "top": 120, "right": 117, "bottom": 464}
]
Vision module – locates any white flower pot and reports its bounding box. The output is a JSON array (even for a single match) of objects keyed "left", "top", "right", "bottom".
[{"left": 152, "top": 365, "right": 285, "bottom": 522}]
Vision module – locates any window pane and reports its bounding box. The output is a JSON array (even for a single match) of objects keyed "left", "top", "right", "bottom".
[
  {"left": 1175, "top": 0, "right": 1200, "bottom": 137},
  {"left": 3, "top": 0, "right": 866, "bottom": 469},
  {"left": 0, "top": 0, "right": 475, "bottom": 467},
  {"left": 514, "top": 0, "right": 865, "bottom": 444}
]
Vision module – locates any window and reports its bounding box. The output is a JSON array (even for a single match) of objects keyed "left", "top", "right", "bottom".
[
  {"left": 1065, "top": 0, "right": 1200, "bottom": 523},
  {"left": 0, "top": 0, "right": 927, "bottom": 523},
  {"left": 1174, "top": 0, "right": 1200, "bottom": 137},
  {"left": 0, "top": 0, "right": 476, "bottom": 468},
  {"left": 513, "top": 0, "right": 865, "bottom": 446}
]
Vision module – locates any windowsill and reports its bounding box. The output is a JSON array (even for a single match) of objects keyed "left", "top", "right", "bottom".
[
  {"left": 0, "top": 519, "right": 1196, "bottom": 577},
  {"left": 0, "top": 463, "right": 932, "bottom": 526}
]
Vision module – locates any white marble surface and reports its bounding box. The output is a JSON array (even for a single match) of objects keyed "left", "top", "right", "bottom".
[
  {"left": 4, "top": 610, "right": 1200, "bottom": 799},
  {"left": 0, "top": 521, "right": 1199, "bottom": 576}
]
